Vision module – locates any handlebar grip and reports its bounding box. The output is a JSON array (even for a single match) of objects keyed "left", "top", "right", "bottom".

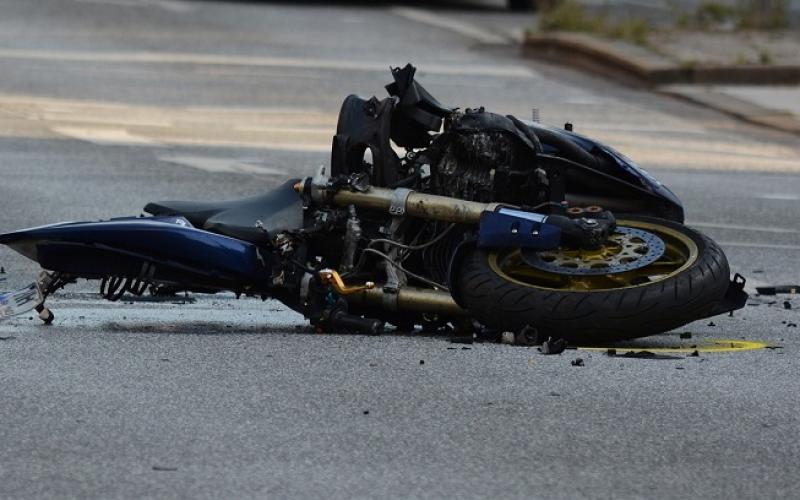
[{"left": 329, "top": 310, "right": 384, "bottom": 335}]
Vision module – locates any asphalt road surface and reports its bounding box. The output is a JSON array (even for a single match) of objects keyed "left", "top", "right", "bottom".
[{"left": 1, "top": 1, "right": 799, "bottom": 499}]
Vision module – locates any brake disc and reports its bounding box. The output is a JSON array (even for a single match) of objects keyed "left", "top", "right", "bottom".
[{"left": 521, "top": 227, "right": 666, "bottom": 276}]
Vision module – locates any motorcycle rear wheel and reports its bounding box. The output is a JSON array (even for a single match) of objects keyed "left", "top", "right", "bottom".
[{"left": 454, "top": 216, "right": 731, "bottom": 342}]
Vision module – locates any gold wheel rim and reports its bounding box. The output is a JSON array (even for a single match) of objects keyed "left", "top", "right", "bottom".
[{"left": 488, "top": 219, "right": 699, "bottom": 292}]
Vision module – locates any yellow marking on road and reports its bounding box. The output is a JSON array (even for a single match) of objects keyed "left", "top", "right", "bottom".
[
  {"left": 0, "top": 93, "right": 337, "bottom": 151},
  {"left": 0, "top": 49, "right": 537, "bottom": 78},
  {"left": 579, "top": 340, "right": 768, "bottom": 353}
]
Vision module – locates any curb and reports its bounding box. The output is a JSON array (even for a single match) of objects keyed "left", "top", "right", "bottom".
[
  {"left": 659, "top": 85, "right": 800, "bottom": 135},
  {"left": 523, "top": 32, "right": 800, "bottom": 86},
  {"left": 523, "top": 32, "right": 800, "bottom": 136}
]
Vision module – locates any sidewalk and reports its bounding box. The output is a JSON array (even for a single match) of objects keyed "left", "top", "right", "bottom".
[{"left": 522, "top": 1, "right": 800, "bottom": 136}]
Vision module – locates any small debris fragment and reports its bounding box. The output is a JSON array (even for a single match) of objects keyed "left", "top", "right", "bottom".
[
  {"left": 675, "top": 366, "right": 684, "bottom": 370},
  {"left": 539, "top": 337, "right": 567, "bottom": 355},
  {"left": 787, "top": 323, "right": 797, "bottom": 328},
  {"left": 707, "top": 321, "right": 716, "bottom": 327},
  {"left": 548, "top": 392, "right": 560, "bottom": 397},
  {"left": 619, "top": 351, "right": 681, "bottom": 360},
  {"left": 0, "top": 266, "right": 5, "bottom": 273},
  {"left": 419, "top": 360, "right": 425, "bottom": 365},
  {"left": 516, "top": 325, "right": 541, "bottom": 345},
  {"left": 680, "top": 332, "right": 692, "bottom": 339},
  {"left": 784, "top": 301, "right": 792, "bottom": 310},
  {"left": 689, "top": 350, "right": 700, "bottom": 357},
  {"left": 752, "top": 269, "right": 764, "bottom": 274},
  {"left": 571, "top": 358, "right": 584, "bottom": 366},
  {"left": 461, "top": 346, "right": 471, "bottom": 350},
  {"left": 160, "top": 358, "right": 170, "bottom": 362},
  {"left": 363, "top": 410, "right": 370, "bottom": 415},
  {"left": 0, "top": 336, "right": 15, "bottom": 341},
  {"left": 152, "top": 466, "right": 177, "bottom": 472}
]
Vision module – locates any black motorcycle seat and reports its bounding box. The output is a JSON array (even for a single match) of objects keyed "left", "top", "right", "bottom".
[{"left": 144, "top": 179, "right": 303, "bottom": 245}]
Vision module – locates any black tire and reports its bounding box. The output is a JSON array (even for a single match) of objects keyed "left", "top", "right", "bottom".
[{"left": 453, "top": 216, "right": 731, "bottom": 343}]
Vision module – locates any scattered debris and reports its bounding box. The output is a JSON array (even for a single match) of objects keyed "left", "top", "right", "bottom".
[
  {"left": 539, "top": 337, "right": 567, "bottom": 355},
  {"left": 618, "top": 350, "right": 682, "bottom": 360},
  {"left": 680, "top": 332, "right": 692, "bottom": 339},
  {"left": 516, "top": 325, "right": 542, "bottom": 346},
  {"left": 756, "top": 285, "right": 799, "bottom": 295},
  {"left": 784, "top": 301, "right": 792, "bottom": 310},
  {"left": 787, "top": 323, "right": 797, "bottom": 328},
  {"left": 500, "top": 331, "right": 516, "bottom": 345},
  {"left": 571, "top": 358, "right": 584, "bottom": 366},
  {"left": 689, "top": 350, "right": 700, "bottom": 357},
  {"left": 152, "top": 466, "right": 177, "bottom": 472}
]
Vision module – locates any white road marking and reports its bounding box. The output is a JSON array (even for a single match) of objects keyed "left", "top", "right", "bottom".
[
  {"left": 159, "top": 155, "right": 290, "bottom": 176},
  {"left": 390, "top": 7, "right": 510, "bottom": 45},
  {"left": 0, "top": 49, "right": 537, "bottom": 79},
  {"left": 73, "top": 0, "right": 193, "bottom": 13},
  {"left": 758, "top": 194, "right": 800, "bottom": 201},
  {"left": 687, "top": 221, "right": 800, "bottom": 234},
  {"left": 51, "top": 126, "right": 161, "bottom": 146}
]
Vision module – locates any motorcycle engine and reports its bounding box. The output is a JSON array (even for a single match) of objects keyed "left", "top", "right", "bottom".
[{"left": 427, "top": 110, "right": 540, "bottom": 206}]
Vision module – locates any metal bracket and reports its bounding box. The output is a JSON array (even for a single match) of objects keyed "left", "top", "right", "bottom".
[
  {"left": 389, "top": 188, "right": 412, "bottom": 216},
  {"left": 318, "top": 269, "right": 375, "bottom": 295}
]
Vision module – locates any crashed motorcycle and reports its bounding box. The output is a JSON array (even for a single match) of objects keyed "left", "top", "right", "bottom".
[{"left": 0, "top": 64, "right": 747, "bottom": 342}]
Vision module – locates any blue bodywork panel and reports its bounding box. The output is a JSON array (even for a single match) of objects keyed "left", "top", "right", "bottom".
[
  {"left": 0, "top": 216, "right": 269, "bottom": 290},
  {"left": 478, "top": 208, "right": 561, "bottom": 250}
]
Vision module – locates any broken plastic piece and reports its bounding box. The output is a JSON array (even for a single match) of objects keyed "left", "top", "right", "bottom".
[{"left": 539, "top": 337, "right": 567, "bottom": 355}]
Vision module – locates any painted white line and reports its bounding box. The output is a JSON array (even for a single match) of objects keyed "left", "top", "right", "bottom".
[
  {"left": 687, "top": 221, "right": 800, "bottom": 234},
  {"left": 390, "top": 7, "right": 510, "bottom": 45},
  {"left": 758, "top": 194, "right": 800, "bottom": 201},
  {"left": 73, "top": 0, "right": 193, "bottom": 13},
  {"left": 719, "top": 241, "right": 800, "bottom": 251},
  {"left": 0, "top": 49, "right": 537, "bottom": 79},
  {"left": 159, "top": 156, "right": 289, "bottom": 176},
  {"left": 51, "top": 126, "right": 161, "bottom": 146}
]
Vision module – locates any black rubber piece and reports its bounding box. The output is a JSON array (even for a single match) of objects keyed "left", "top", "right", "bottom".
[
  {"left": 329, "top": 310, "right": 384, "bottom": 336},
  {"left": 453, "top": 216, "right": 731, "bottom": 343}
]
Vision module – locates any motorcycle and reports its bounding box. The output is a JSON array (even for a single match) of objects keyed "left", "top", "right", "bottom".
[{"left": 0, "top": 64, "right": 747, "bottom": 342}]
